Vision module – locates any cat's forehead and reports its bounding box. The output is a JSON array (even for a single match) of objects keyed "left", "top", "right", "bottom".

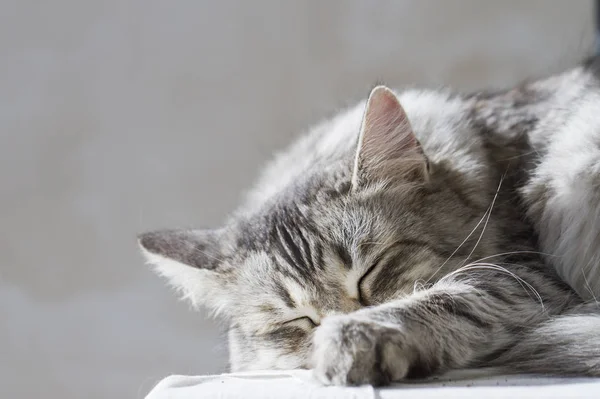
[
  {"left": 235, "top": 175, "right": 352, "bottom": 240},
  {"left": 233, "top": 201, "right": 351, "bottom": 277},
  {"left": 234, "top": 177, "right": 421, "bottom": 263}
]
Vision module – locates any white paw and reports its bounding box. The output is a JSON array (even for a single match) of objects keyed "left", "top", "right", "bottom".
[{"left": 310, "top": 315, "right": 409, "bottom": 386}]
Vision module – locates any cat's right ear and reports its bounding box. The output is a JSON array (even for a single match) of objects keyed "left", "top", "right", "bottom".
[
  {"left": 138, "top": 229, "right": 232, "bottom": 312},
  {"left": 352, "top": 86, "right": 428, "bottom": 189}
]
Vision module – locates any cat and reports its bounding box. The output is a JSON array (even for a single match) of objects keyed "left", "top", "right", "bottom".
[{"left": 138, "top": 57, "right": 600, "bottom": 385}]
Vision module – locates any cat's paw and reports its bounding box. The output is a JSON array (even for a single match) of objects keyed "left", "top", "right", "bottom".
[{"left": 311, "top": 315, "right": 410, "bottom": 386}]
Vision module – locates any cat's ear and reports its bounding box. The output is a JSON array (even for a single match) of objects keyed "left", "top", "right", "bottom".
[
  {"left": 138, "top": 229, "right": 231, "bottom": 312},
  {"left": 352, "top": 86, "right": 427, "bottom": 189}
]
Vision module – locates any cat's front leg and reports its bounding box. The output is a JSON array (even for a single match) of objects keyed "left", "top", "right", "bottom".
[{"left": 311, "top": 276, "right": 562, "bottom": 386}]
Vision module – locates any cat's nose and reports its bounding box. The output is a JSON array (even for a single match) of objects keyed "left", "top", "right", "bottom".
[{"left": 340, "top": 296, "right": 363, "bottom": 313}]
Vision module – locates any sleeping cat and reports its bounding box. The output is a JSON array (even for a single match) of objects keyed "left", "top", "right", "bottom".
[{"left": 138, "top": 57, "right": 600, "bottom": 385}]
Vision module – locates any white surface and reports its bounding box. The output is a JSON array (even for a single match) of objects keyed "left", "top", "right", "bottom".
[{"left": 146, "top": 370, "right": 600, "bottom": 399}]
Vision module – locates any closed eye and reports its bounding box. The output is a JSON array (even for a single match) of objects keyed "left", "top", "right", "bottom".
[
  {"left": 283, "top": 316, "right": 318, "bottom": 329},
  {"left": 357, "top": 240, "right": 432, "bottom": 305},
  {"left": 357, "top": 254, "right": 385, "bottom": 306}
]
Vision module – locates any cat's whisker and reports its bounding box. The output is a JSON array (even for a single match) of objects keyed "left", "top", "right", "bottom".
[
  {"left": 445, "top": 262, "right": 537, "bottom": 299},
  {"left": 471, "top": 250, "right": 561, "bottom": 264},
  {"left": 500, "top": 149, "right": 540, "bottom": 161},
  {"left": 426, "top": 176, "right": 504, "bottom": 283},
  {"left": 461, "top": 173, "right": 506, "bottom": 266},
  {"left": 441, "top": 262, "right": 545, "bottom": 309},
  {"left": 413, "top": 279, "right": 429, "bottom": 293},
  {"left": 423, "top": 210, "right": 489, "bottom": 284},
  {"left": 581, "top": 257, "right": 599, "bottom": 305}
]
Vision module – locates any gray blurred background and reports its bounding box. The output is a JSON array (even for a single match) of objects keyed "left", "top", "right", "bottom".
[{"left": 0, "top": 1, "right": 595, "bottom": 398}]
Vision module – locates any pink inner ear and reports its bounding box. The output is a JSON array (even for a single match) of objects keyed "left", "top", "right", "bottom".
[
  {"left": 353, "top": 86, "right": 425, "bottom": 186},
  {"left": 370, "top": 89, "right": 399, "bottom": 114},
  {"left": 361, "top": 86, "right": 418, "bottom": 160}
]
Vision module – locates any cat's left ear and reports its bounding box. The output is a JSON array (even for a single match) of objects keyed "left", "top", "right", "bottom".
[
  {"left": 352, "top": 86, "right": 428, "bottom": 189},
  {"left": 138, "top": 228, "right": 232, "bottom": 311}
]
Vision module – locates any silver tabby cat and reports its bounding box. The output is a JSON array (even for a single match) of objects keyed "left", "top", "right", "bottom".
[{"left": 139, "top": 57, "right": 600, "bottom": 385}]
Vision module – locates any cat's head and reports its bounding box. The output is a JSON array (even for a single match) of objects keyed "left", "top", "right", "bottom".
[{"left": 138, "top": 87, "right": 498, "bottom": 371}]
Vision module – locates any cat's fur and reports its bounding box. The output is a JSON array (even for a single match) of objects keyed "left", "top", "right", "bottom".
[{"left": 138, "top": 57, "right": 600, "bottom": 385}]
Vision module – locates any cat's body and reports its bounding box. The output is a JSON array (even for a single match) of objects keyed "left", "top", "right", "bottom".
[
  {"left": 471, "top": 60, "right": 600, "bottom": 302},
  {"left": 139, "top": 57, "right": 600, "bottom": 385}
]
